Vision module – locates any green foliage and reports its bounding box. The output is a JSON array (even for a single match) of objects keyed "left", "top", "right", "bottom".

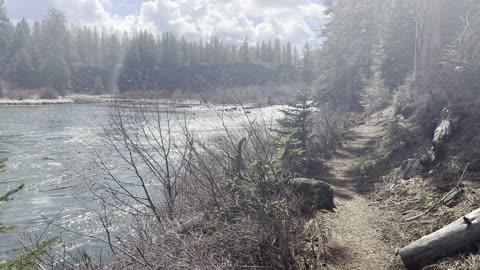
[
  {"left": 44, "top": 43, "right": 70, "bottom": 95},
  {"left": 0, "top": 167, "right": 24, "bottom": 234},
  {"left": 0, "top": 238, "right": 59, "bottom": 270},
  {"left": 301, "top": 42, "right": 314, "bottom": 85},
  {"left": 0, "top": 184, "right": 24, "bottom": 202},
  {"left": 0, "top": 161, "right": 54, "bottom": 268},
  {"left": 0, "top": 0, "right": 12, "bottom": 79},
  {"left": 362, "top": 70, "right": 390, "bottom": 112},
  {"left": 0, "top": 159, "right": 5, "bottom": 172},
  {"left": 275, "top": 90, "right": 318, "bottom": 176},
  {"left": 424, "top": 193, "right": 437, "bottom": 208},
  {"left": 381, "top": 119, "right": 410, "bottom": 154},
  {"left": 0, "top": 5, "right": 301, "bottom": 93},
  {"left": 314, "top": 0, "right": 416, "bottom": 111},
  {"left": 9, "top": 48, "right": 34, "bottom": 87},
  {"left": 359, "top": 157, "right": 376, "bottom": 174},
  {"left": 392, "top": 74, "right": 414, "bottom": 112}
]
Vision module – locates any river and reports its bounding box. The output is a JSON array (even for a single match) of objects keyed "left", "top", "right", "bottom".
[{"left": 0, "top": 103, "right": 281, "bottom": 260}]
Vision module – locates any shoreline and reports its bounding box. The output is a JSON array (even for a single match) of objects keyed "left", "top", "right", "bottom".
[
  {"left": 0, "top": 94, "right": 266, "bottom": 108},
  {"left": 0, "top": 98, "right": 75, "bottom": 105}
]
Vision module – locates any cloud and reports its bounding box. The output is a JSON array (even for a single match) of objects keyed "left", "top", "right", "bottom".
[
  {"left": 135, "top": 0, "right": 327, "bottom": 45},
  {"left": 6, "top": 0, "right": 327, "bottom": 45}
]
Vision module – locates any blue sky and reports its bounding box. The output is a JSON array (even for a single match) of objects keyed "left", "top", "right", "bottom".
[{"left": 6, "top": 0, "right": 328, "bottom": 45}]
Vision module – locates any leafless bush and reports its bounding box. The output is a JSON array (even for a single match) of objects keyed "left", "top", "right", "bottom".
[
  {"left": 77, "top": 101, "right": 327, "bottom": 269},
  {"left": 39, "top": 87, "right": 59, "bottom": 99},
  {"left": 311, "top": 107, "right": 350, "bottom": 158},
  {"left": 4, "top": 88, "right": 37, "bottom": 100},
  {"left": 202, "top": 83, "right": 297, "bottom": 106}
]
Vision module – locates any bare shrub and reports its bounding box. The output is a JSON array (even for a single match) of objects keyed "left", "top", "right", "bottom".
[
  {"left": 5, "top": 88, "right": 37, "bottom": 100},
  {"left": 311, "top": 107, "right": 349, "bottom": 158},
  {"left": 78, "top": 102, "right": 328, "bottom": 269},
  {"left": 203, "top": 82, "right": 297, "bottom": 105},
  {"left": 38, "top": 88, "right": 59, "bottom": 99}
]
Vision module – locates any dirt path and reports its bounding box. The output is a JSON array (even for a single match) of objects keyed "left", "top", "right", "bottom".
[{"left": 324, "top": 114, "right": 394, "bottom": 269}]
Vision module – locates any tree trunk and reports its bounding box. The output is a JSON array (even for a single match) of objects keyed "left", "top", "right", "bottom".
[
  {"left": 414, "top": 0, "right": 441, "bottom": 96},
  {"left": 400, "top": 208, "right": 480, "bottom": 269}
]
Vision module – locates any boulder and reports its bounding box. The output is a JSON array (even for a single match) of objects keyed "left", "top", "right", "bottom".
[
  {"left": 433, "top": 107, "right": 462, "bottom": 144},
  {"left": 399, "top": 159, "right": 423, "bottom": 180},
  {"left": 400, "top": 104, "right": 417, "bottom": 119},
  {"left": 432, "top": 107, "right": 463, "bottom": 161},
  {"left": 288, "top": 178, "right": 335, "bottom": 214}
]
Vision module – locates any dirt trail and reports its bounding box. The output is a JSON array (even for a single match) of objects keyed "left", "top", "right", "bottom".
[{"left": 324, "top": 114, "right": 394, "bottom": 270}]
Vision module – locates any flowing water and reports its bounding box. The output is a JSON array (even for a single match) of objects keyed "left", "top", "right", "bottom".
[{"left": 0, "top": 103, "right": 281, "bottom": 260}]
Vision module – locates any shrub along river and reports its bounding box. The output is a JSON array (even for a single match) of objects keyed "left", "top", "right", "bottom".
[{"left": 0, "top": 103, "right": 281, "bottom": 260}]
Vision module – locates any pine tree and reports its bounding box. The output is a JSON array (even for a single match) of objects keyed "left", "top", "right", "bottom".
[
  {"left": 293, "top": 46, "right": 299, "bottom": 66},
  {"left": 10, "top": 48, "right": 34, "bottom": 88},
  {"left": 240, "top": 37, "right": 250, "bottom": 62},
  {"left": 44, "top": 42, "right": 70, "bottom": 95},
  {"left": 0, "top": 158, "right": 57, "bottom": 269},
  {"left": 301, "top": 42, "right": 314, "bottom": 84},
  {"left": 275, "top": 90, "right": 317, "bottom": 176},
  {"left": 285, "top": 42, "right": 293, "bottom": 65},
  {"left": 0, "top": 0, "right": 12, "bottom": 80},
  {"left": 274, "top": 38, "right": 282, "bottom": 64},
  {"left": 94, "top": 76, "right": 104, "bottom": 95}
]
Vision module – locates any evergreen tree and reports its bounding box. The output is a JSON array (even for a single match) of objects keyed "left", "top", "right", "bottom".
[
  {"left": 275, "top": 90, "right": 317, "bottom": 176},
  {"left": 285, "top": 42, "right": 293, "bottom": 65},
  {"left": 10, "top": 48, "right": 34, "bottom": 88},
  {"left": 94, "top": 76, "right": 104, "bottom": 95},
  {"left": 44, "top": 43, "right": 70, "bottom": 95},
  {"left": 314, "top": 0, "right": 378, "bottom": 111},
  {"left": 377, "top": 0, "right": 416, "bottom": 90},
  {"left": 274, "top": 38, "right": 282, "bottom": 64},
  {"left": 240, "top": 37, "right": 250, "bottom": 62},
  {"left": 0, "top": 158, "right": 57, "bottom": 269},
  {"left": 292, "top": 46, "right": 299, "bottom": 66},
  {"left": 301, "top": 42, "right": 314, "bottom": 84},
  {"left": 0, "top": 0, "right": 12, "bottom": 80}
]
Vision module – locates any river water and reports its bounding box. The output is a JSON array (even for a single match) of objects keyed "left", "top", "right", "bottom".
[{"left": 0, "top": 103, "right": 281, "bottom": 260}]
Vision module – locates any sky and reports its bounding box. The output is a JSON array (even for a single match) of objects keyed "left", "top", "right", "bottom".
[{"left": 5, "top": 0, "right": 328, "bottom": 45}]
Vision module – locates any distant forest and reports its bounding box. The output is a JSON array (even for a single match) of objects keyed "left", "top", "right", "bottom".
[{"left": 0, "top": 3, "right": 313, "bottom": 95}]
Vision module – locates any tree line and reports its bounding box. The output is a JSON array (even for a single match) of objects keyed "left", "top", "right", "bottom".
[
  {"left": 314, "top": 0, "right": 480, "bottom": 112},
  {"left": 0, "top": 1, "right": 312, "bottom": 96}
]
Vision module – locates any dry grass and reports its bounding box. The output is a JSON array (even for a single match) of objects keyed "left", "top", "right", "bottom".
[
  {"left": 64, "top": 102, "right": 336, "bottom": 270},
  {"left": 364, "top": 102, "right": 480, "bottom": 269}
]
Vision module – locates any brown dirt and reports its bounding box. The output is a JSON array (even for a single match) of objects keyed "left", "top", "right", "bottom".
[{"left": 322, "top": 111, "right": 397, "bottom": 269}]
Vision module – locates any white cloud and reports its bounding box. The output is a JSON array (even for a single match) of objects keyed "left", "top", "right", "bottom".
[{"left": 6, "top": 0, "right": 327, "bottom": 45}]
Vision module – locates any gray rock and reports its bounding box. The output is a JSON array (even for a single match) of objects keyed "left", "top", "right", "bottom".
[
  {"left": 399, "top": 159, "right": 424, "bottom": 180},
  {"left": 400, "top": 104, "right": 417, "bottom": 119},
  {"left": 288, "top": 178, "right": 335, "bottom": 214},
  {"left": 433, "top": 107, "right": 462, "bottom": 144}
]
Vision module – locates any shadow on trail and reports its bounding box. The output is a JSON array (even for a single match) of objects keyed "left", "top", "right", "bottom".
[{"left": 322, "top": 122, "right": 386, "bottom": 198}]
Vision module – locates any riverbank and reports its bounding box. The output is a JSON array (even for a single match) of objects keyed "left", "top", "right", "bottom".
[
  {"left": 0, "top": 94, "right": 266, "bottom": 109},
  {"left": 69, "top": 94, "right": 203, "bottom": 106},
  {"left": 0, "top": 98, "right": 75, "bottom": 105},
  {"left": 0, "top": 94, "right": 203, "bottom": 106}
]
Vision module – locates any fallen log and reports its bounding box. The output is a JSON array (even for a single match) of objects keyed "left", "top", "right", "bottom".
[{"left": 399, "top": 208, "right": 480, "bottom": 269}]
